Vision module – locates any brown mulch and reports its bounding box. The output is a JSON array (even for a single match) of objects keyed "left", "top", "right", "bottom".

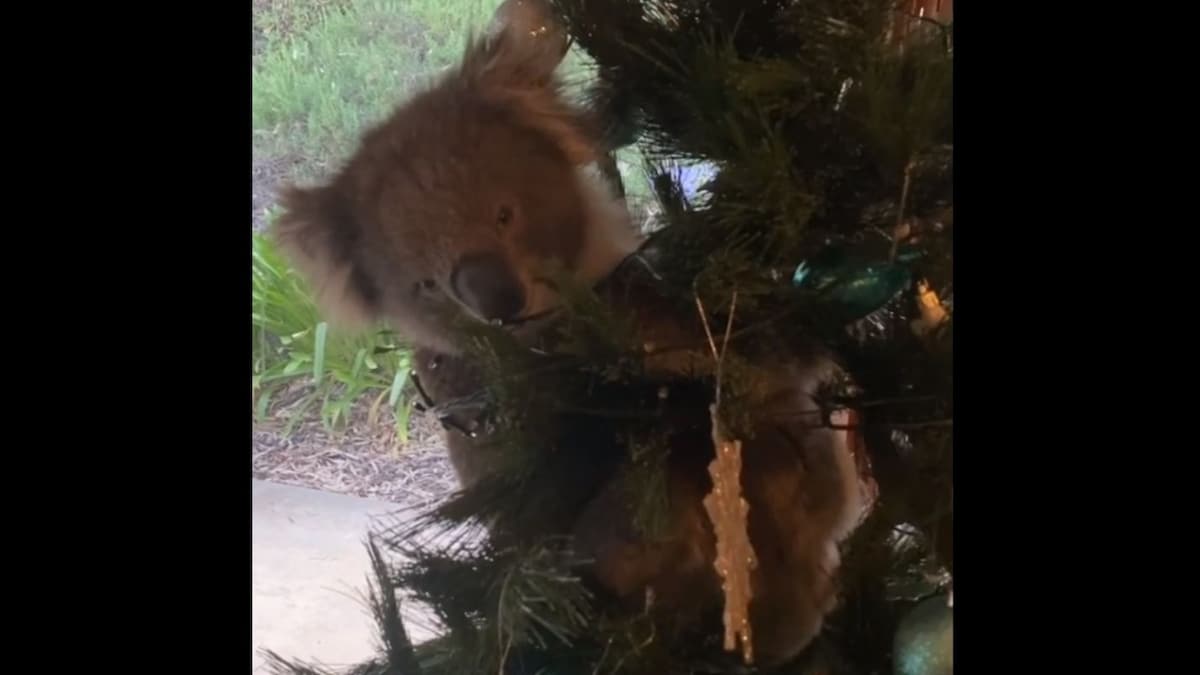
[{"left": 253, "top": 404, "right": 458, "bottom": 507}]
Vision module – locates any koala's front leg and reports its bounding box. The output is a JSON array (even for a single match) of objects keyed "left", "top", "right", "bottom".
[
  {"left": 734, "top": 423, "right": 860, "bottom": 665},
  {"left": 728, "top": 363, "right": 868, "bottom": 666}
]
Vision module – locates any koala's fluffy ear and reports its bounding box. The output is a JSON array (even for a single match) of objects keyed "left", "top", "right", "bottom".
[
  {"left": 486, "top": 0, "right": 570, "bottom": 79},
  {"left": 272, "top": 185, "right": 381, "bottom": 331},
  {"left": 464, "top": 0, "right": 597, "bottom": 166}
]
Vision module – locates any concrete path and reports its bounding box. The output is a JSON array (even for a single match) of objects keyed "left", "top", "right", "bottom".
[{"left": 252, "top": 480, "right": 436, "bottom": 672}]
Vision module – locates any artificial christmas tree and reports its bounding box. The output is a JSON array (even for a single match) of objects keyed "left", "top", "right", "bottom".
[{"left": 266, "top": 1, "right": 952, "bottom": 673}]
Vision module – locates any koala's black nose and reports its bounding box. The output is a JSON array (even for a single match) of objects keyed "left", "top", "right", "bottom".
[{"left": 451, "top": 253, "right": 526, "bottom": 323}]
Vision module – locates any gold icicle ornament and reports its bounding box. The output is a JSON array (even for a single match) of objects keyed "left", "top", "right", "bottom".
[
  {"left": 692, "top": 288, "right": 756, "bottom": 663},
  {"left": 702, "top": 405, "right": 758, "bottom": 664}
]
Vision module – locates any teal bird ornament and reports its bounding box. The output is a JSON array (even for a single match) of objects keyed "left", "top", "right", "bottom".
[{"left": 792, "top": 243, "right": 922, "bottom": 322}]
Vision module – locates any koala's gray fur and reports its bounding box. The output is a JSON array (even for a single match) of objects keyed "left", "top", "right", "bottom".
[{"left": 273, "top": 0, "right": 868, "bottom": 666}]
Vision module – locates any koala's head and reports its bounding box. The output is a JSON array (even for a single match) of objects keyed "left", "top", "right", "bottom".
[{"left": 274, "top": 1, "right": 639, "bottom": 354}]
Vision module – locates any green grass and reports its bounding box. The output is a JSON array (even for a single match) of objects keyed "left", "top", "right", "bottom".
[
  {"left": 253, "top": 231, "right": 414, "bottom": 439},
  {"left": 252, "top": 0, "right": 655, "bottom": 442},
  {"left": 254, "top": 0, "right": 505, "bottom": 185},
  {"left": 253, "top": 0, "right": 652, "bottom": 191}
]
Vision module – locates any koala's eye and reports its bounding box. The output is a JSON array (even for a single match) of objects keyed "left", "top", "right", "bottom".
[
  {"left": 413, "top": 279, "right": 437, "bottom": 295},
  {"left": 497, "top": 205, "right": 514, "bottom": 229}
]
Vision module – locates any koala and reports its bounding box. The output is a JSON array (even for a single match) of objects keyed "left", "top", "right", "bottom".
[{"left": 273, "top": 0, "right": 868, "bottom": 667}]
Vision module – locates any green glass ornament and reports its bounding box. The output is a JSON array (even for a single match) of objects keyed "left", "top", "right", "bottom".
[{"left": 893, "top": 594, "right": 952, "bottom": 675}]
